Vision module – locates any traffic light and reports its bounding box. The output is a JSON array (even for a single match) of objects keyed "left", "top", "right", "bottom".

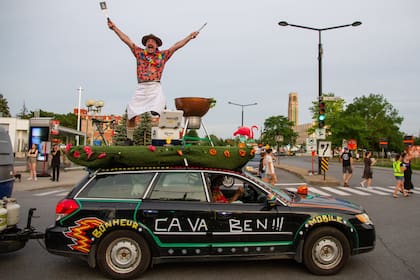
[{"left": 318, "top": 102, "right": 326, "bottom": 128}]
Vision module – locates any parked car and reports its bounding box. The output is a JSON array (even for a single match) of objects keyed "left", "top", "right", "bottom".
[
  {"left": 45, "top": 167, "right": 375, "bottom": 279},
  {"left": 244, "top": 153, "right": 261, "bottom": 176}
]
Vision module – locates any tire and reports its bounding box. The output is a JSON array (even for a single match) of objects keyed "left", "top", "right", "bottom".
[
  {"left": 97, "top": 230, "right": 151, "bottom": 279},
  {"left": 302, "top": 226, "right": 350, "bottom": 275}
]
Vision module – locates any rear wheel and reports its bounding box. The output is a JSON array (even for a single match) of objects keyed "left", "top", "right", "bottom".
[
  {"left": 97, "top": 230, "right": 150, "bottom": 279},
  {"left": 303, "top": 226, "right": 350, "bottom": 275}
]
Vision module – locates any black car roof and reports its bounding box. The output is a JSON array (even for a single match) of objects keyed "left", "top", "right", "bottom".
[{"left": 93, "top": 166, "right": 243, "bottom": 175}]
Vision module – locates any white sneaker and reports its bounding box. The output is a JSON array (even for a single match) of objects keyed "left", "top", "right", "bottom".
[
  {"left": 360, "top": 182, "right": 365, "bottom": 187},
  {"left": 27, "top": 177, "right": 32, "bottom": 181},
  {"left": 34, "top": 177, "right": 37, "bottom": 181}
]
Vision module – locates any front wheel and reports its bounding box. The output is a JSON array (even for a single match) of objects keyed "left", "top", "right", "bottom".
[
  {"left": 303, "top": 226, "right": 350, "bottom": 275},
  {"left": 97, "top": 230, "right": 151, "bottom": 279}
]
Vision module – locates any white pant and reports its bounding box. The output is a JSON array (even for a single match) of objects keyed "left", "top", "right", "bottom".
[{"left": 127, "top": 82, "right": 166, "bottom": 120}]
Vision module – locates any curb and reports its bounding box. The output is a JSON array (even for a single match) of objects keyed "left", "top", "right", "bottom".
[
  {"left": 12, "top": 169, "right": 88, "bottom": 192},
  {"left": 276, "top": 164, "right": 340, "bottom": 186}
]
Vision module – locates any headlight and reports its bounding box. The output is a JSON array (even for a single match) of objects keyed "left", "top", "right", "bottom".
[
  {"left": 355, "top": 213, "right": 373, "bottom": 225},
  {"left": 245, "top": 166, "right": 256, "bottom": 173}
]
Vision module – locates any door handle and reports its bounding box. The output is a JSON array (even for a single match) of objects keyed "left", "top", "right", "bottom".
[
  {"left": 143, "top": 209, "right": 159, "bottom": 217},
  {"left": 216, "top": 211, "right": 232, "bottom": 219}
]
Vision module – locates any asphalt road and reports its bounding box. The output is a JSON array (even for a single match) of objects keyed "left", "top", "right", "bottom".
[{"left": 1, "top": 156, "right": 419, "bottom": 280}]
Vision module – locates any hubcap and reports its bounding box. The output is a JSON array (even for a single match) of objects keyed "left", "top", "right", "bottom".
[
  {"left": 106, "top": 238, "right": 141, "bottom": 273},
  {"left": 312, "top": 236, "right": 342, "bottom": 269}
]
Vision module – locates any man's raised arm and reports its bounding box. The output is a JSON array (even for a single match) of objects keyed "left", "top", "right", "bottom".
[
  {"left": 107, "top": 19, "right": 136, "bottom": 49},
  {"left": 168, "top": 31, "right": 199, "bottom": 53}
]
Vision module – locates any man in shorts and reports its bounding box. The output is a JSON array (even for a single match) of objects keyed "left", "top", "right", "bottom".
[{"left": 340, "top": 147, "right": 353, "bottom": 187}]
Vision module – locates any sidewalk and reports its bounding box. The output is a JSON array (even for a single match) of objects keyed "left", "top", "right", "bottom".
[
  {"left": 13, "top": 168, "right": 89, "bottom": 192},
  {"left": 276, "top": 163, "right": 340, "bottom": 186}
]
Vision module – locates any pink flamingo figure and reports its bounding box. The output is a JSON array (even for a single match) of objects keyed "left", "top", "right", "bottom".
[{"left": 233, "top": 125, "right": 258, "bottom": 139}]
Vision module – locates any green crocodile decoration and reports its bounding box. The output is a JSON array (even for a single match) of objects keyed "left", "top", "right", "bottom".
[{"left": 64, "top": 144, "right": 255, "bottom": 171}]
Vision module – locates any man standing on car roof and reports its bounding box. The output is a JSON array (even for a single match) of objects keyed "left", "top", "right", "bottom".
[{"left": 107, "top": 19, "right": 200, "bottom": 121}]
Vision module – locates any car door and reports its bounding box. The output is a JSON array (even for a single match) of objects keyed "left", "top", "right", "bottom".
[
  {"left": 139, "top": 171, "right": 212, "bottom": 257},
  {"left": 208, "top": 173, "right": 296, "bottom": 255}
]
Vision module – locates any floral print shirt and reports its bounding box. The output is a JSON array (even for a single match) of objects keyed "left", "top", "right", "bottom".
[{"left": 131, "top": 45, "right": 173, "bottom": 83}]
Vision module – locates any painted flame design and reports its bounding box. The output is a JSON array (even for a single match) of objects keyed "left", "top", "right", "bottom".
[{"left": 64, "top": 217, "right": 104, "bottom": 253}]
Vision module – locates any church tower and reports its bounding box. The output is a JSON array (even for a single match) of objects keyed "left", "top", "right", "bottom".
[{"left": 288, "top": 92, "right": 298, "bottom": 128}]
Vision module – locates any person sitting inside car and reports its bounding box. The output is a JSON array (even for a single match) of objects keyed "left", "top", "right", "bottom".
[{"left": 211, "top": 175, "right": 244, "bottom": 203}]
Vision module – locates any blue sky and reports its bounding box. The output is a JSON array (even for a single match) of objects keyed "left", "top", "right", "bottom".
[{"left": 1, "top": 0, "right": 419, "bottom": 139}]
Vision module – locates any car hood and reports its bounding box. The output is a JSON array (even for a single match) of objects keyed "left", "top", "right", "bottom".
[{"left": 288, "top": 192, "right": 364, "bottom": 214}]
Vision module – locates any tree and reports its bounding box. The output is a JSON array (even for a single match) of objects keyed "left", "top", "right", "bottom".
[
  {"left": 344, "top": 94, "right": 404, "bottom": 152},
  {"left": 113, "top": 112, "right": 129, "bottom": 146},
  {"left": 133, "top": 113, "right": 152, "bottom": 146},
  {"left": 262, "top": 115, "right": 297, "bottom": 148},
  {"left": 0, "top": 94, "right": 11, "bottom": 117},
  {"left": 308, "top": 93, "right": 404, "bottom": 152}
]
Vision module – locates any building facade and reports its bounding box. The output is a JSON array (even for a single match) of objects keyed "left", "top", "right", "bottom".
[
  {"left": 0, "top": 117, "right": 29, "bottom": 158},
  {"left": 286, "top": 92, "right": 314, "bottom": 147}
]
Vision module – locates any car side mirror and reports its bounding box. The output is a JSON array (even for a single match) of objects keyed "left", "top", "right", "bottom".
[{"left": 264, "top": 193, "right": 277, "bottom": 210}]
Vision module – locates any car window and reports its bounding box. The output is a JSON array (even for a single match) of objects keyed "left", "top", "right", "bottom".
[
  {"left": 207, "top": 173, "right": 268, "bottom": 204},
  {"left": 149, "top": 172, "right": 206, "bottom": 201},
  {"left": 78, "top": 173, "right": 154, "bottom": 199}
]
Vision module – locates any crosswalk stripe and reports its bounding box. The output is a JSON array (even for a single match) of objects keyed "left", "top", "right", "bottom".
[
  {"left": 275, "top": 183, "right": 307, "bottom": 186},
  {"left": 355, "top": 187, "right": 389, "bottom": 195},
  {"left": 308, "top": 187, "right": 332, "bottom": 196},
  {"left": 373, "top": 186, "right": 394, "bottom": 193},
  {"left": 338, "top": 187, "right": 371, "bottom": 196},
  {"left": 34, "top": 189, "right": 67, "bottom": 196},
  {"left": 55, "top": 192, "right": 69, "bottom": 197},
  {"left": 285, "top": 187, "right": 333, "bottom": 196},
  {"left": 323, "top": 187, "right": 351, "bottom": 196},
  {"left": 384, "top": 186, "right": 420, "bottom": 195}
]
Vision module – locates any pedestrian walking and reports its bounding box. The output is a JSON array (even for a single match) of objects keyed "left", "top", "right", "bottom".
[
  {"left": 392, "top": 153, "right": 408, "bottom": 198},
  {"left": 258, "top": 151, "right": 266, "bottom": 179},
  {"left": 340, "top": 147, "right": 353, "bottom": 187},
  {"left": 360, "top": 151, "right": 376, "bottom": 188},
  {"left": 50, "top": 144, "right": 61, "bottom": 182},
  {"left": 107, "top": 18, "right": 201, "bottom": 121},
  {"left": 263, "top": 148, "right": 278, "bottom": 185},
  {"left": 402, "top": 151, "right": 414, "bottom": 193}
]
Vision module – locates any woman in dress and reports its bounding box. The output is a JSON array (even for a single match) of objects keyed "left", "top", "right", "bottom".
[
  {"left": 402, "top": 151, "right": 414, "bottom": 194},
  {"left": 360, "top": 151, "right": 375, "bottom": 188},
  {"left": 27, "top": 143, "right": 38, "bottom": 181}
]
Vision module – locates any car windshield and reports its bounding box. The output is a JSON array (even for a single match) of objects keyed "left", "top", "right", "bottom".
[{"left": 242, "top": 170, "right": 292, "bottom": 202}]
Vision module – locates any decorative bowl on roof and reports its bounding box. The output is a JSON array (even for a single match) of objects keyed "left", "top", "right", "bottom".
[{"left": 175, "top": 97, "right": 216, "bottom": 117}]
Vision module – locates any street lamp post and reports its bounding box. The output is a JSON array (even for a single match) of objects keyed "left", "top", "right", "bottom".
[
  {"left": 278, "top": 20, "right": 361, "bottom": 173},
  {"left": 76, "top": 86, "right": 83, "bottom": 146},
  {"left": 228, "top": 101, "right": 258, "bottom": 127},
  {"left": 85, "top": 99, "right": 105, "bottom": 146}
]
